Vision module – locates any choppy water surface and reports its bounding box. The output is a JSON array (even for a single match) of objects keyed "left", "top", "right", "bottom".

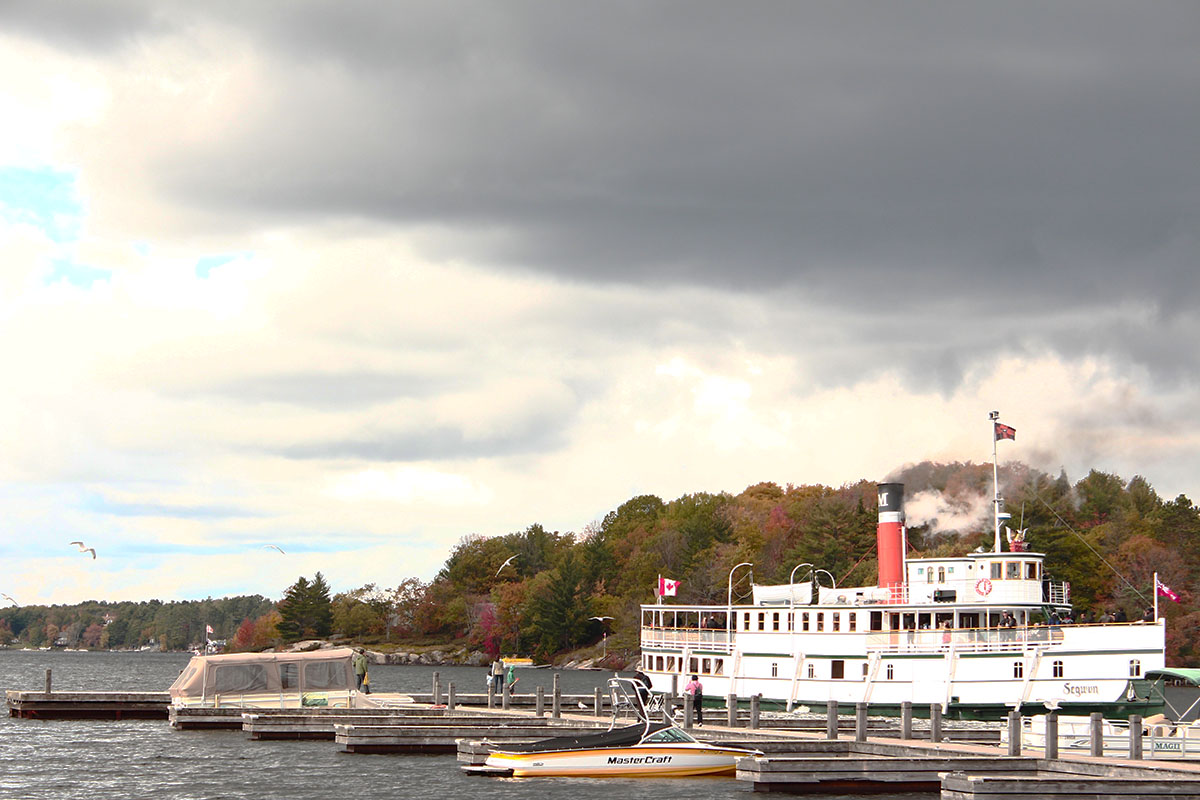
[{"left": 1, "top": 650, "right": 922, "bottom": 800}]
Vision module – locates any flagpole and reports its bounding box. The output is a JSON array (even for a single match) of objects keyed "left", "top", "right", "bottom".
[
  {"left": 989, "top": 411, "right": 1001, "bottom": 553},
  {"left": 1154, "top": 572, "right": 1159, "bottom": 621}
]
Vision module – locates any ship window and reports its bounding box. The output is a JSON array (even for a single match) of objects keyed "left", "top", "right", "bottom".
[
  {"left": 832, "top": 613, "right": 840, "bottom": 632},
  {"left": 787, "top": 612, "right": 794, "bottom": 631},
  {"left": 744, "top": 612, "right": 751, "bottom": 630},
  {"left": 771, "top": 662, "right": 778, "bottom": 677},
  {"left": 1053, "top": 660, "right": 1064, "bottom": 678},
  {"left": 758, "top": 612, "right": 766, "bottom": 631},
  {"left": 991, "top": 562, "right": 1002, "bottom": 580},
  {"left": 1025, "top": 562, "right": 1038, "bottom": 580},
  {"left": 655, "top": 656, "right": 663, "bottom": 671},
  {"left": 689, "top": 657, "right": 698, "bottom": 673},
  {"left": 802, "top": 613, "right": 810, "bottom": 632},
  {"left": 807, "top": 664, "right": 815, "bottom": 679},
  {"left": 817, "top": 613, "right": 825, "bottom": 632},
  {"left": 831, "top": 660, "right": 845, "bottom": 680},
  {"left": 1013, "top": 661, "right": 1024, "bottom": 679},
  {"left": 870, "top": 611, "right": 883, "bottom": 632},
  {"left": 773, "top": 613, "right": 780, "bottom": 631},
  {"left": 667, "top": 657, "right": 676, "bottom": 671},
  {"left": 938, "top": 567, "right": 946, "bottom": 582},
  {"left": 862, "top": 662, "right": 869, "bottom": 678},
  {"left": 714, "top": 658, "right": 724, "bottom": 675},
  {"left": 1006, "top": 562, "right": 1020, "bottom": 580},
  {"left": 886, "top": 663, "right": 895, "bottom": 680},
  {"left": 948, "top": 567, "right": 955, "bottom": 574},
  {"left": 702, "top": 658, "right": 711, "bottom": 674},
  {"left": 1130, "top": 659, "right": 1142, "bottom": 677},
  {"left": 849, "top": 613, "right": 857, "bottom": 632},
  {"left": 927, "top": 568, "right": 934, "bottom": 584}
]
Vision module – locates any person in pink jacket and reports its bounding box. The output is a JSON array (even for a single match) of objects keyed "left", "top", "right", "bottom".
[{"left": 683, "top": 674, "right": 703, "bottom": 725}]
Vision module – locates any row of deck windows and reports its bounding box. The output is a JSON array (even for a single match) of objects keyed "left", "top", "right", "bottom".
[
  {"left": 916, "top": 561, "right": 1040, "bottom": 583},
  {"left": 644, "top": 655, "right": 1145, "bottom": 681}
]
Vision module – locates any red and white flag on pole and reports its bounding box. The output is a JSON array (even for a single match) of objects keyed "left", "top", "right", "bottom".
[
  {"left": 1156, "top": 577, "right": 1180, "bottom": 603},
  {"left": 658, "top": 576, "right": 679, "bottom": 597},
  {"left": 994, "top": 422, "right": 1016, "bottom": 441},
  {"left": 205, "top": 624, "right": 214, "bottom": 635}
]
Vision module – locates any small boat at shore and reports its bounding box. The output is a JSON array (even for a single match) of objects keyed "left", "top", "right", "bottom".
[{"left": 464, "top": 677, "right": 759, "bottom": 778}]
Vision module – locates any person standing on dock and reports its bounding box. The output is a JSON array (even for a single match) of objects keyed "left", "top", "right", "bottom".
[
  {"left": 353, "top": 648, "right": 369, "bottom": 691},
  {"left": 491, "top": 659, "right": 504, "bottom": 693},
  {"left": 505, "top": 663, "right": 519, "bottom": 693},
  {"left": 684, "top": 674, "right": 703, "bottom": 726}
]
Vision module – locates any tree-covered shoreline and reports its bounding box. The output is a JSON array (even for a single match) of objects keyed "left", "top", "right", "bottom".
[{"left": 4, "top": 460, "right": 1198, "bottom": 665}]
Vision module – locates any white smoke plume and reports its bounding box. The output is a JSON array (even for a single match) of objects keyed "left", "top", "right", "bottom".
[{"left": 904, "top": 490, "right": 994, "bottom": 537}]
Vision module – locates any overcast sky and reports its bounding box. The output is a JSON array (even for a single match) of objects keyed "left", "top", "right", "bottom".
[{"left": 2, "top": 2, "right": 1198, "bottom": 606}]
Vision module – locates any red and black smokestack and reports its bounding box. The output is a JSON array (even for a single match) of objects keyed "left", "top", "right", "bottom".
[{"left": 877, "top": 483, "right": 905, "bottom": 600}]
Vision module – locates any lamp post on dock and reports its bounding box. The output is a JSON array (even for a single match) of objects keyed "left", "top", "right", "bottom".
[{"left": 590, "top": 616, "right": 613, "bottom": 659}]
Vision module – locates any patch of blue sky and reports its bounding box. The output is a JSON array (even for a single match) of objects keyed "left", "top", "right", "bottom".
[
  {"left": 195, "top": 252, "right": 251, "bottom": 278},
  {"left": 80, "top": 492, "right": 261, "bottom": 520},
  {"left": 0, "top": 166, "right": 84, "bottom": 244},
  {"left": 47, "top": 257, "right": 111, "bottom": 288}
]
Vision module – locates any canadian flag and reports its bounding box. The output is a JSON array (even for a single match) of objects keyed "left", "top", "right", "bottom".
[{"left": 658, "top": 576, "right": 679, "bottom": 597}]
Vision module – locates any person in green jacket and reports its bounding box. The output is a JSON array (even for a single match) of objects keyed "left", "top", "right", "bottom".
[{"left": 353, "top": 648, "right": 369, "bottom": 691}]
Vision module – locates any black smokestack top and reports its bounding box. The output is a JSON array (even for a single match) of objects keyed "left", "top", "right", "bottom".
[{"left": 878, "top": 483, "right": 904, "bottom": 516}]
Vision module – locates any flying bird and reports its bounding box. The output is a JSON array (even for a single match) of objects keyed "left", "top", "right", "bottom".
[
  {"left": 495, "top": 555, "right": 518, "bottom": 576},
  {"left": 2, "top": 594, "right": 16, "bottom": 607},
  {"left": 263, "top": 544, "right": 286, "bottom": 554},
  {"left": 69, "top": 541, "right": 96, "bottom": 559}
]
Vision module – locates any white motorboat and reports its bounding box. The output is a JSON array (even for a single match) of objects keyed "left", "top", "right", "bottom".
[{"left": 464, "top": 677, "right": 759, "bottom": 778}]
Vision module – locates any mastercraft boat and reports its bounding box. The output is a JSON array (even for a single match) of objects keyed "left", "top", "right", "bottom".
[
  {"left": 464, "top": 676, "right": 760, "bottom": 777},
  {"left": 639, "top": 414, "right": 1169, "bottom": 720}
]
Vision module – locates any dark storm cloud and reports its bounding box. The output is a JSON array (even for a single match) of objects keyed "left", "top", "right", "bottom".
[{"left": 8, "top": 2, "right": 1200, "bottom": 381}]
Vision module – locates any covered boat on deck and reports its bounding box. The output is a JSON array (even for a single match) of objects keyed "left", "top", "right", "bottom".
[{"left": 169, "top": 648, "right": 358, "bottom": 708}]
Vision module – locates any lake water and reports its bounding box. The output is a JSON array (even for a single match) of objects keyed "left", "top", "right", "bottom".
[{"left": 1, "top": 649, "right": 924, "bottom": 799}]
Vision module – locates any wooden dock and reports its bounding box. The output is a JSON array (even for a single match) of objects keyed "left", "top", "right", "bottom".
[{"left": 5, "top": 690, "right": 169, "bottom": 720}]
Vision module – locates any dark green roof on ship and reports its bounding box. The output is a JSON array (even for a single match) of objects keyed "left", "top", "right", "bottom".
[{"left": 1146, "top": 668, "right": 1200, "bottom": 684}]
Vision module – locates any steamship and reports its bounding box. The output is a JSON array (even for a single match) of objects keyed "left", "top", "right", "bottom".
[{"left": 638, "top": 420, "right": 1168, "bottom": 720}]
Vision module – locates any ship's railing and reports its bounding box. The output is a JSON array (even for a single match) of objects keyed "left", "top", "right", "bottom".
[
  {"left": 640, "top": 627, "right": 734, "bottom": 653},
  {"left": 865, "top": 625, "right": 1066, "bottom": 654}
]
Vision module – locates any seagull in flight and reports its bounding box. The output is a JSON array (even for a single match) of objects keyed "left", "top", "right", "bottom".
[
  {"left": 2, "top": 594, "right": 16, "bottom": 607},
  {"left": 263, "top": 544, "right": 286, "bottom": 554},
  {"left": 495, "top": 554, "right": 518, "bottom": 576},
  {"left": 69, "top": 541, "right": 97, "bottom": 559}
]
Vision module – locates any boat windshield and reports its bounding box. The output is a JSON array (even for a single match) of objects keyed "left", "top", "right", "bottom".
[{"left": 643, "top": 727, "right": 698, "bottom": 744}]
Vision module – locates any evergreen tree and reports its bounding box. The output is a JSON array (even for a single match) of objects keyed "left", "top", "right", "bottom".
[{"left": 277, "top": 573, "right": 333, "bottom": 641}]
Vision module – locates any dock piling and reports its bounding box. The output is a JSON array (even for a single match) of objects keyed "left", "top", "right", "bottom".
[
  {"left": 447, "top": 683, "right": 456, "bottom": 712},
  {"left": 1045, "top": 711, "right": 1058, "bottom": 759},
  {"left": 826, "top": 700, "right": 838, "bottom": 740},
  {"left": 1090, "top": 712, "right": 1104, "bottom": 757},
  {"left": 432, "top": 671, "right": 441, "bottom": 706},
  {"left": 535, "top": 686, "right": 544, "bottom": 717},
  {"left": 682, "top": 693, "right": 693, "bottom": 730},
  {"left": 1007, "top": 710, "right": 1021, "bottom": 756},
  {"left": 856, "top": 702, "right": 868, "bottom": 742},
  {"left": 727, "top": 694, "right": 737, "bottom": 727},
  {"left": 44, "top": 670, "right": 51, "bottom": 694},
  {"left": 900, "top": 701, "right": 912, "bottom": 740},
  {"left": 1130, "top": 714, "right": 1143, "bottom": 760},
  {"left": 931, "top": 704, "right": 943, "bottom": 743},
  {"left": 551, "top": 673, "right": 561, "bottom": 719},
  {"left": 501, "top": 680, "right": 510, "bottom": 710},
  {"left": 750, "top": 694, "right": 761, "bottom": 729},
  {"left": 486, "top": 683, "right": 495, "bottom": 709},
  {"left": 594, "top": 687, "right": 602, "bottom": 717}
]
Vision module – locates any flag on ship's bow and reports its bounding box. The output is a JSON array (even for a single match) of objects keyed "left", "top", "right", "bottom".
[{"left": 657, "top": 576, "right": 679, "bottom": 597}]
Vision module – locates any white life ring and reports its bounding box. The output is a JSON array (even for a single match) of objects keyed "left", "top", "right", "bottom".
[
  {"left": 975, "top": 578, "right": 993, "bottom": 596},
  {"left": 836, "top": 594, "right": 847, "bottom": 604}
]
